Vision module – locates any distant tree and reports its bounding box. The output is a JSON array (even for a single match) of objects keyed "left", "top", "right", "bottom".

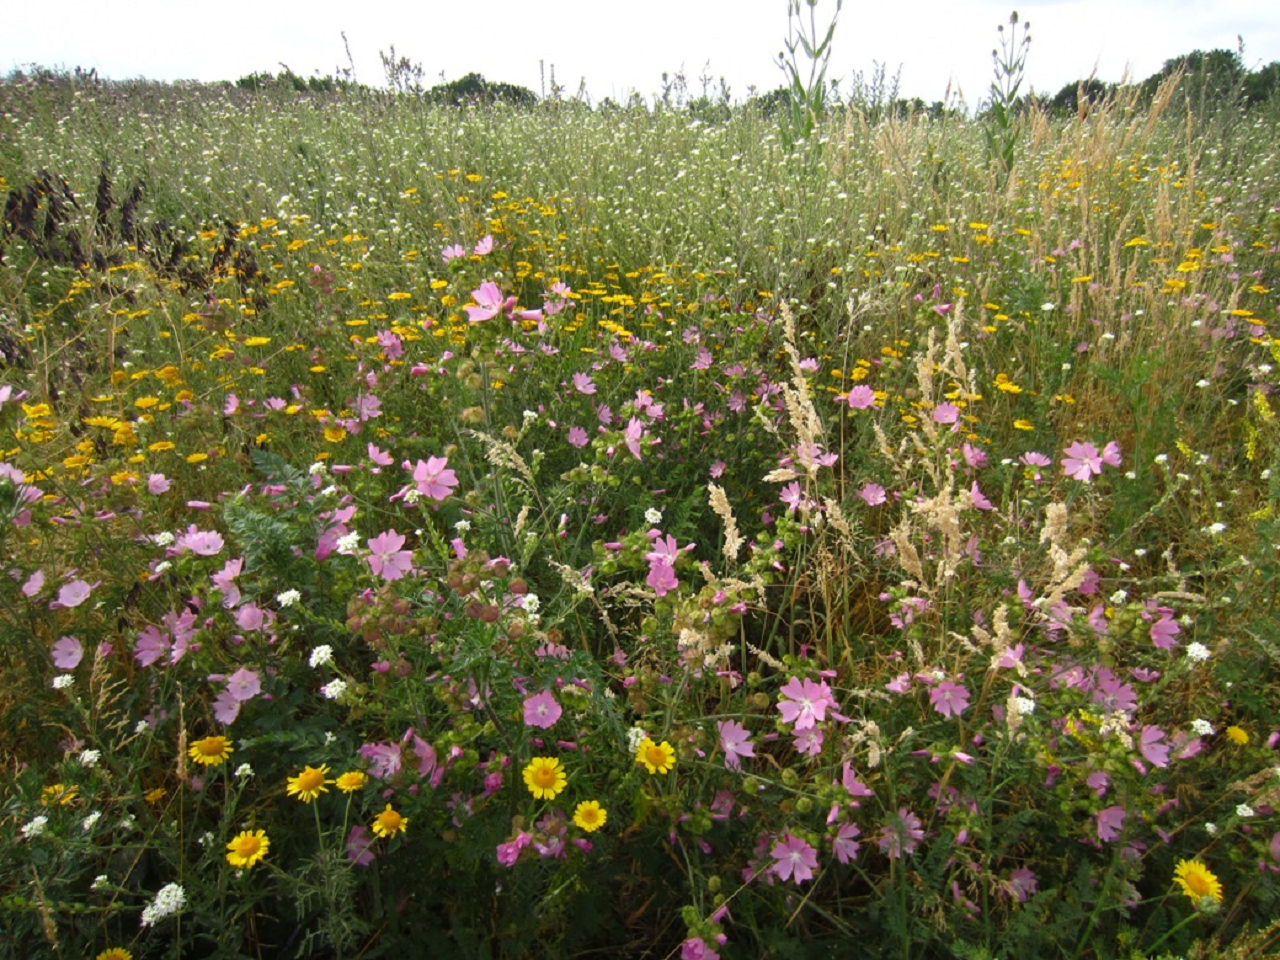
[
  {"left": 428, "top": 73, "right": 537, "bottom": 108},
  {"left": 747, "top": 86, "right": 791, "bottom": 118},
  {"left": 1244, "top": 61, "right": 1280, "bottom": 105},
  {"left": 1141, "top": 48, "right": 1245, "bottom": 114},
  {"left": 1049, "top": 78, "right": 1114, "bottom": 116}
]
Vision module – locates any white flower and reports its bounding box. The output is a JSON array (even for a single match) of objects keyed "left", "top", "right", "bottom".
[
  {"left": 1196, "top": 378, "right": 1211, "bottom": 388},
  {"left": 119, "top": 814, "right": 136, "bottom": 831},
  {"left": 1013, "top": 697, "right": 1036, "bottom": 715},
  {"left": 309, "top": 645, "right": 334, "bottom": 669},
  {"left": 321, "top": 678, "right": 347, "bottom": 700},
  {"left": 1236, "top": 803, "right": 1255, "bottom": 818},
  {"left": 324, "top": 731, "right": 337, "bottom": 745},
  {"left": 626, "top": 726, "right": 648, "bottom": 754},
  {"left": 52, "top": 674, "right": 74, "bottom": 690},
  {"left": 308, "top": 461, "right": 328, "bottom": 476},
  {"left": 91, "top": 874, "right": 109, "bottom": 890},
  {"left": 152, "top": 531, "right": 176, "bottom": 546},
  {"left": 21, "top": 815, "right": 48, "bottom": 840},
  {"left": 277, "top": 589, "right": 301, "bottom": 607},
  {"left": 140, "top": 882, "right": 186, "bottom": 927},
  {"left": 1154, "top": 453, "right": 1168, "bottom": 464},
  {"left": 522, "top": 409, "right": 538, "bottom": 424},
  {"left": 1109, "top": 590, "right": 1128, "bottom": 605},
  {"left": 403, "top": 488, "right": 422, "bottom": 505},
  {"left": 520, "top": 594, "right": 540, "bottom": 614},
  {"left": 79, "top": 748, "right": 101, "bottom": 767},
  {"left": 1185, "top": 642, "right": 1211, "bottom": 663},
  {"left": 1204, "top": 522, "right": 1227, "bottom": 536},
  {"left": 1205, "top": 822, "right": 1219, "bottom": 836},
  {"left": 82, "top": 811, "right": 102, "bottom": 832},
  {"left": 454, "top": 519, "right": 471, "bottom": 533},
  {"left": 234, "top": 763, "right": 254, "bottom": 779},
  {"left": 1191, "top": 719, "right": 1215, "bottom": 736},
  {"left": 321, "top": 484, "right": 338, "bottom": 497},
  {"left": 645, "top": 507, "right": 663, "bottom": 525},
  {"left": 335, "top": 531, "right": 361, "bottom": 555},
  {"left": 134, "top": 720, "right": 150, "bottom": 734}
]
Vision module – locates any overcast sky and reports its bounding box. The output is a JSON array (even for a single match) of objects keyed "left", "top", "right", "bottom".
[{"left": 3, "top": 0, "right": 1277, "bottom": 106}]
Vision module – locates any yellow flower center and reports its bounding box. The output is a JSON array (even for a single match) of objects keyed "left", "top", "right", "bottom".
[
  {"left": 233, "top": 835, "right": 262, "bottom": 857},
  {"left": 378, "top": 810, "right": 403, "bottom": 832},
  {"left": 295, "top": 768, "right": 325, "bottom": 792},
  {"left": 532, "top": 765, "right": 558, "bottom": 788}
]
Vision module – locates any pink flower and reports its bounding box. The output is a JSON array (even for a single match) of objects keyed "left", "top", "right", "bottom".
[
  {"left": 367, "top": 529, "right": 414, "bottom": 582},
  {"left": 832, "top": 822, "right": 861, "bottom": 864},
  {"left": 962, "top": 442, "right": 987, "bottom": 468},
  {"left": 843, "top": 385, "right": 876, "bottom": 409},
  {"left": 225, "top": 667, "right": 261, "bottom": 702},
  {"left": 777, "top": 677, "right": 835, "bottom": 730},
  {"left": 473, "top": 235, "right": 494, "bottom": 256},
  {"left": 572, "top": 372, "right": 596, "bottom": 394},
  {"left": 717, "top": 719, "right": 755, "bottom": 771},
  {"left": 404, "top": 456, "right": 458, "bottom": 501},
  {"left": 681, "top": 937, "right": 720, "bottom": 960},
  {"left": 496, "top": 830, "right": 531, "bottom": 867},
  {"left": 147, "top": 473, "right": 171, "bottom": 494},
  {"left": 176, "top": 527, "right": 224, "bottom": 556},
  {"left": 1061, "top": 441, "right": 1103, "bottom": 482},
  {"left": 1006, "top": 867, "right": 1038, "bottom": 902},
  {"left": 770, "top": 832, "right": 819, "bottom": 884},
  {"left": 1101, "top": 441, "right": 1122, "bottom": 468},
  {"left": 969, "top": 482, "right": 993, "bottom": 510},
  {"left": 441, "top": 243, "right": 466, "bottom": 263},
  {"left": 522, "top": 690, "right": 562, "bottom": 729},
  {"left": 213, "top": 687, "right": 242, "bottom": 725},
  {"left": 367, "top": 443, "right": 393, "bottom": 467},
  {"left": 51, "top": 636, "right": 83, "bottom": 669},
  {"left": 54, "top": 580, "right": 92, "bottom": 609},
  {"left": 1139, "top": 725, "right": 1169, "bottom": 768},
  {"left": 134, "top": 625, "right": 170, "bottom": 667},
  {"left": 933, "top": 403, "right": 960, "bottom": 424},
  {"left": 465, "top": 281, "right": 507, "bottom": 322},
  {"left": 358, "top": 740, "right": 402, "bottom": 779},
  {"left": 1096, "top": 805, "right": 1125, "bottom": 842},
  {"left": 793, "top": 726, "right": 824, "bottom": 756},
  {"left": 929, "top": 680, "right": 970, "bottom": 718},
  {"left": 646, "top": 560, "right": 679, "bottom": 596},
  {"left": 780, "top": 481, "right": 806, "bottom": 513},
  {"left": 859, "top": 483, "right": 886, "bottom": 506},
  {"left": 623, "top": 417, "right": 645, "bottom": 459},
  {"left": 1149, "top": 616, "right": 1180, "bottom": 649},
  {"left": 22, "top": 570, "right": 45, "bottom": 598},
  {"left": 878, "top": 807, "right": 924, "bottom": 859},
  {"left": 346, "top": 824, "right": 377, "bottom": 866},
  {"left": 567, "top": 426, "right": 589, "bottom": 448}
]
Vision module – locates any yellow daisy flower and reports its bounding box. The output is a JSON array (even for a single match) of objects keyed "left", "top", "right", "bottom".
[
  {"left": 187, "top": 735, "right": 234, "bottom": 766},
  {"left": 523, "top": 757, "right": 567, "bottom": 800},
  {"left": 96, "top": 949, "right": 133, "bottom": 960},
  {"left": 372, "top": 803, "right": 408, "bottom": 839},
  {"left": 636, "top": 738, "right": 676, "bottom": 775},
  {"left": 1226, "top": 726, "right": 1249, "bottom": 745},
  {"left": 286, "top": 765, "right": 332, "bottom": 803},
  {"left": 335, "top": 770, "right": 368, "bottom": 793},
  {"left": 225, "top": 829, "right": 270, "bottom": 868},
  {"left": 573, "top": 800, "right": 607, "bottom": 833},
  {"left": 1173, "top": 859, "right": 1223, "bottom": 905}
]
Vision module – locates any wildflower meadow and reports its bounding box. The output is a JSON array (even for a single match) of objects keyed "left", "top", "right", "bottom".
[{"left": 3, "top": 18, "right": 1280, "bottom": 960}]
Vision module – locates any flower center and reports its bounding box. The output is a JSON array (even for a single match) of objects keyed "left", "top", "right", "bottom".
[
  {"left": 297, "top": 769, "right": 324, "bottom": 790},
  {"left": 234, "top": 836, "right": 260, "bottom": 856},
  {"left": 533, "top": 766, "right": 557, "bottom": 787}
]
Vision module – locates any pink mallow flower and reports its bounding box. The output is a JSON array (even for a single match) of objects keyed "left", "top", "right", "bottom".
[
  {"left": 929, "top": 681, "right": 970, "bottom": 718},
  {"left": 717, "top": 719, "right": 755, "bottom": 771},
  {"left": 367, "top": 530, "right": 414, "bottom": 582},
  {"left": 1061, "top": 441, "right": 1104, "bottom": 482},
  {"left": 522, "top": 690, "right": 562, "bottom": 729},
  {"left": 777, "top": 677, "right": 836, "bottom": 731},
  {"left": 770, "top": 833, "right": 819, "bottom": 884},
  {"left": 402, "top": 456, "right": 458, "bottom": 502},
  {"left": 464, "top": 281, "right": 509, "bottom": 323}
]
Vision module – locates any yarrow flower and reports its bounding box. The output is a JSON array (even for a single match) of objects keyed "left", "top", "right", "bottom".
[
  {"left": 321, "top": 678, "right": 347, "bottom": 700},
  {"left": 276, "top": 589, "right": 301, "bottom": 607},
  {"left": 225, "top": 829, "right": 269, "bottom": 869},
  {"left": 21, "top": 815, "right": 48, "bottom": 840},
  {"left": 309, "top": 645, "right": 335, "bottom": 669},
  {"left": 187, "top": 735, "right": 233, "bottom": 766},
  {"left": 636, "top": 738, "right": 676, "bottom": 775},
  {"left": 523, "top": 757, "right": 567, "bottom": 799},
  {"left": 1185, "top": 642, "right": 1211, "bottom": 663},
  {"left": 573, "top": 800, "right": 607, "bottom": 832},
  {"left": 140, "top": 882, "right": 186, "bottom": 927},
  {"left": 286, "top": 765, "right": 332, "bottom": 803}
]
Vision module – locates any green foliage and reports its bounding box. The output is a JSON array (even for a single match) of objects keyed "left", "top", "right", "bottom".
[
  {"left": 983, "top": 10, "right": 1032, "bottom": 185},
  {"left": 776, "top": 0, "right": 843, "bottom": 149}
]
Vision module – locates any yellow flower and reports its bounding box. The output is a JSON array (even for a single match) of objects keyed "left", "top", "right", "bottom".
[
  {"left": 372, "top": 803, "right": 408, "bottom": 838},
  {"left": 1173, "top": 859, "right": 1223, "bottom": 905},
  {"left": 188, "top": 735, "right": 234, "bottom": 766},
  {"left": 637, "top": 738, "right": 676, "bottom": 775},
  {"left": 573, "top": 800, "right": 607, "bottom": 832},
  {"left": 41, "top": 784, "right": 79, "bottom": 806},
  {"left": 225, "top": 829, "right": 270, "bottom": 868},
  {"left": 96, "top": 949, "right": 133, "bottom": 960},
  {"left": 286, "top": 765, "right": 332, "bottom": 803},
  {"left": 335, "top": 770, "right": 368, "bottom": 793},
  {"left": 1226, "top": 726, "right": 1249, "bottom": 745},
  {"left": 522, "top": 757, "right": 567, "bottom": 800}
]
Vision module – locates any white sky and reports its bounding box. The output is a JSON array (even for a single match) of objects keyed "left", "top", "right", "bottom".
[{"left": 3, "top": 0, "right": 1278, "bottom": 106}]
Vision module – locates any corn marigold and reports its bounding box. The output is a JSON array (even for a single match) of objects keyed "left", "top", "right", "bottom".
[
  {"left": 96, "top": 950, "right": 132, "bottom": 960},
  {"left": 636, "top": 738, "right": 676, "bottom": 775},
  {"left": 1173, "top": 859, "right": 1223, "bottom": 905},
  {"left": 523, "top": 757, "right": 567, "bottom": 800},
  {"left": 187, "top": 735, "right": 233, "bottom": 766},
  {"left": 286, "top": 764, "right": 332, "bottom": 803},
  {"left": 372, "top": 803, "right": 408, "bottom": 839},
  {"left": 335, "top": 770, "right": 368, "bottom": 793},
  {"left": 573, "top": 800, "right": 607, "bottom": 832},
  {"left": 225, "top": 829, "right": 269, "bottom": 869}
]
